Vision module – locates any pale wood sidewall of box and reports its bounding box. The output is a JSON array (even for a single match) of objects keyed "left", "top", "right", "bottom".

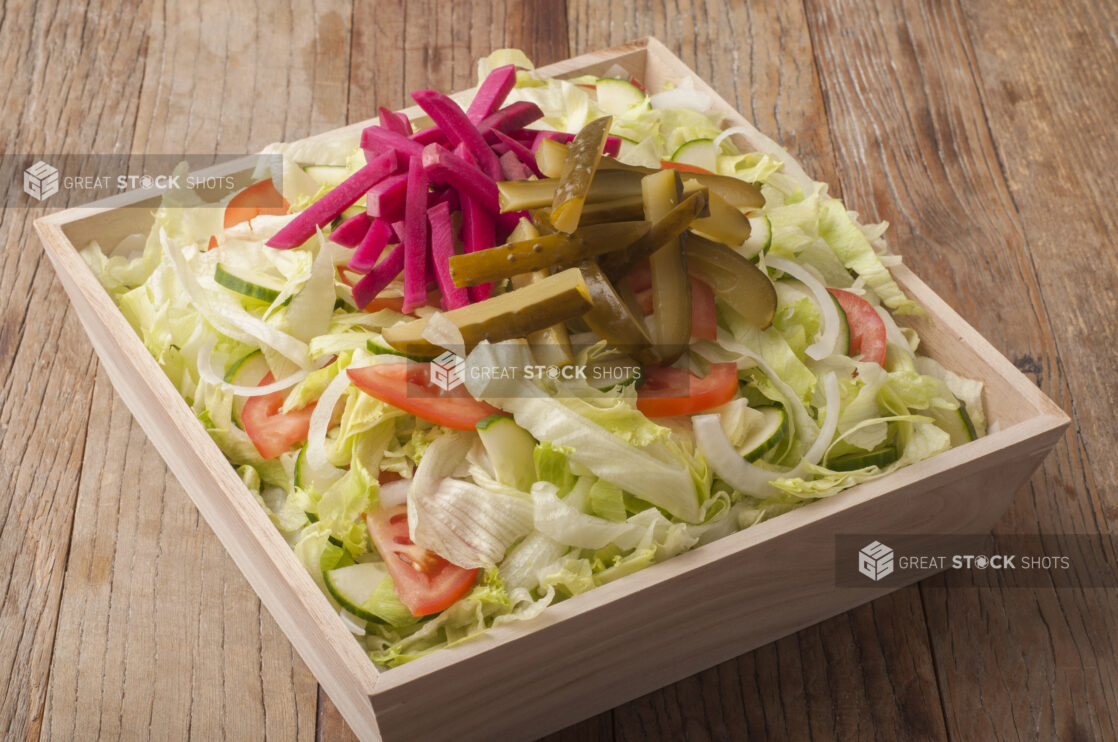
[{"left": 34, "top": 38, "right": 1068, "bottom": 742}]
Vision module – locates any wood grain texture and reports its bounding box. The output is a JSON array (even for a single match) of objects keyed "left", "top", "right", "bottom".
[
  {"left": 24, "top": 1, "right": 351, "bottom": 739},
  {"left": 2, "top": 3, "right": 1111, "bottom": 742},
  {"left": 801, "top": 0, "right": 1118, "bottom": 740},
  {"left": 0, "top": 1, "right": 148, "bottom": 739}
]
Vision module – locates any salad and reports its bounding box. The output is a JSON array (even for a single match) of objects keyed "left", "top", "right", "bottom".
[{"left": 82, "top": 49, "right": 986, "bottom": 666}]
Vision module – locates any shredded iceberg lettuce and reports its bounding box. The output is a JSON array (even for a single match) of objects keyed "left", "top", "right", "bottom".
[{"left": 81, "top": 47, "right": 990, "bottom": 669}]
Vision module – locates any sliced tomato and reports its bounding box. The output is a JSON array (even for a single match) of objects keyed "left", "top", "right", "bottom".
[
  {"left": 827, "top": 288, "right": 887, "bottom": 366},
  {"left": 347, "top": 362, "right": 500, "bottom": 430},
  {"left": 206, "top": 235, "right": 219, "bottom": 251},
  {"left": 224, "top": 179, "right": 290, "bottom": 230},
  {"left": 241, "top": 373, "right": 316, "bottom": 459},
  {"left": 688, "top": 277, "right": 717, "bottom": 340},
  {"left": 660, "top": 160, "right": 713, "bottom": 175},
  {"left": 366, "top": 505, "right": 478, "bottom": 617},
  {"left": 636, "top": 362, "right": 738, "bottom": 418},
  {"left": 626, "top": 261, "right": 718, "bottom": 341}
]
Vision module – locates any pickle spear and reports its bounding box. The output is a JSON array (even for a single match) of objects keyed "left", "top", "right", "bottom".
[
  {"left": 448, "top": 221, "right": 651, "bottom": 287},
  {"left": 534, "top": 194, "right": 645, "bottom": 227},
  {"left": 598, "top": 188, "right": 709, "bottom": 279},
  {"left": 684, "top": 180, "right": 752, "bottom": 248},
  {"left": 599, "top": 156, "right": 764, "bottom": 210},
  {"left": 381, "top": 267, "right": 594, "bottom": 357},
  {"left": 580, "top": 261, "right": 659, "bottom": 365},
  {"left": 535, "top": 137, "right": 568, "bottom": 179},
  {"left": 497, "top": 169, "right": 644, "bottom": 212},
  {"left": 550, "top": 115, "right": 612, "bottom": 233},
  {"left": 685, "top": 234, "right": 777, "bottom": 329},
  {"left": 506, "top": 217, "right": 574, "bottom": 367},
  {"left": 642, "top": 169, "right": 691, "bottom": 364}
]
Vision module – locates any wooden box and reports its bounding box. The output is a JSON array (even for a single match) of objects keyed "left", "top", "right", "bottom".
[{"left": 34, "top": 38, "right": 1068, "bottom": 742}]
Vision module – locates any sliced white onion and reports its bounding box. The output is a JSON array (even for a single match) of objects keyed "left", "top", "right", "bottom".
[
  {"left": 650, "top": 88, "right": 712, "bottom": 112},
  {"left": 304, "top": 369, "right": 351, "bottom": 485},
  {"left": 693, "top": 413, "right": 783, "bottom": 496},
  {"left": 378, "top": 479, "right": 410, "bottom": 508},
  {"left": 693, "top": 334, "right": 819, "bottom": 448},
  {"left": 765, "top": 256, "right": 840, "bottom": 361},
  {"left": 196, "top": 337, "right": 309, "bottom": 396},
  {"left": 713, "top": 126, "right": 756, "bottom": 151},
  {"left": 694, "top": 373, "right": 837, "bottom": 495},
  {"left": 800, "top": 372, "right": 840, "bottom": 468}
]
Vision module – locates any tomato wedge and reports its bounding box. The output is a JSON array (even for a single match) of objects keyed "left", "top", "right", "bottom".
[
  {"left": 827, "top": 288, "right": 887, "bottom": 366},
  {"left": 636, "top": 362, "right": 738, "bottom": 418},
  {"left": 660, "top": 160, "right": 713, "bottom": 174},
  {"left": 241, "top": 373, "right": 316, "bottom": 459},
  {"left": 347, "top": 362, "right": 500, "bottom": 430},
  {"left": 365, "top": 505, "right": 478, "bottom": 617},
  {"left": 224, "top": 179, "right": 290, "bottom": 230}
]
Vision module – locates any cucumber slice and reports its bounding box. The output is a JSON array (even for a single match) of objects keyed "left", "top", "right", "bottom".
[
  {"left": 831, "top": 292, "right": 850, "bottom": 356},
  {"left": 927, "top": 396, "right": 977, "bottom": 447},
  {"left": 367, "top": 339, "right": 434, "bottom": 362},
  {"left": 223, "top": 349, "right": 268, "bottom": 384},
  {"left": 739, "top": 215, "right": 771, "bottom": 258},
  {"left": 596, "top": 77, "right": 646, "bottom": 116},
  {"left": 323, "top": 562, "right": 390, "bottom": 624},
  {"left": 740, "top": 406, "right": 788, "bottom": 462},
  {"left": 670, "top": 139, "right": 718, "bottom": 172},
  {"left": 826, "top": 445, "right": 898, "bottom": 472},
  {"left": 224, "top": 350, "right": 270, "bottom": 427},
  {"left": 215, "top": 263, "right": 284, "bottom": 303},
  {"left": 477, "top": 415, "right": 537, "bottom": 491},
  {"left": 294, "top": 444, "right": 310, "bottom": 489}
]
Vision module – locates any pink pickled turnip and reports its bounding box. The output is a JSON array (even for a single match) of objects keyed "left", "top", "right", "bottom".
[
  {"left": 329, "top": 213, "right": 373, "bottom": 247},
  {"left": 361, "top": 126, "right": 424, "bottom": 159},
  {"left": 466, "top": 65, "right": 517, "bottom": 124},
  {"left": 427, "top": 201, "right": 469, "bottom": 309},
  {"left": 378, "top": 107, "right": 413, "bottom": 136},
  {"left": 402, "top": 156, "right": 430, "bottom": 313},
  {"left": 478, "top": 101, "right": 544, "bottom": 137},
  {"left": 349, "top": 219, "right": 394, "bottom": 273},
  {"left": 498, "top": 150, "right": 532, "bottom": 181},
  {"left": 411, "top": 89, "right": 503, "bottom": 181},
  {"left": 352, "top": 243, "right": 405, "bottom": 309},
  {"left": 490, "top": 129, "right": 541, "bottom": 177},
  {"left": 267, "top": 151, "right": 398, "bottom": 249},
  {"left": 420, "top": 144, "right": 499, "bottom": 214},
  {"left": 459, "top": 192, "right": 496, "bottom": 302},
  {"left": 366, "top": 173, "right": 409, "bottom": 219}
]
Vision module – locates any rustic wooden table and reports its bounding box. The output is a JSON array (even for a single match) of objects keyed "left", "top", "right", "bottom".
[{"left": 2, "top": 0, "right": 1116, "bottom": 739}]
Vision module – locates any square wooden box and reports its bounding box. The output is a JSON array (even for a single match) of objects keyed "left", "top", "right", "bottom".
[{"left": 34, "top": 38, "right": 1068, "bottom": 742}]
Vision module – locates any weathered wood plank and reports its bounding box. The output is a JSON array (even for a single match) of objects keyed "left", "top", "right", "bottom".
[
  {"left": 0, "top": 1, "right": 150, "bottom": 739},
  {"left": 801, "top": 0, "right": 1118, "bottom": 739},
  {"left": 37, "top": 1, "right": 352, "bottom": 739},
  {"left": 567, "top": 6, "right": 949, "bottom": 740}
]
